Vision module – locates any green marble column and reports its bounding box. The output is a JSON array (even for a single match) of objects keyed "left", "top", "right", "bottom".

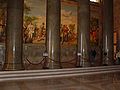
[
  {"left": 117, "top": 29, "right": 120, "bottom": 51},
  {"left": 77, "top": 0, "right": 90, "bottom": 67},
  {"left": 102, "top": 0, "right": 114, "bottom": 65},
  {"left": 3, "top": 0, "right": 24, "bottom": 70},
  {"left": 45, "top": 0, "right": 61, "bottom": 69}
]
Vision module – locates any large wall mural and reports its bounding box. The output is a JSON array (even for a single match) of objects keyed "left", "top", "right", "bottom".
[
  {"left": 0, "top": 7, "right": 6, "bottom": 43},
  {"left": 23, "top": 0, "right": 46, "bottom": 43},
  {"left": 90, "top": 17, "right": 99, "bottom": 45},
  {"left": 90, "top": 3, "right": 102, "bottom": 46},
  {"left": 61, "top": 0, "right": 77, "bottom": 46},
  {"left": 60, "top": 0, "right": 77, "bottom": 64},
  {"left": 89, "top": 2, "right": 102, "bottom": 66}
]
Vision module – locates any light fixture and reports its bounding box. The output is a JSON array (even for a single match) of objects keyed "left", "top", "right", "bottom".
[{"left": 90, "top": 0, "right": 99, "bottom": 2}]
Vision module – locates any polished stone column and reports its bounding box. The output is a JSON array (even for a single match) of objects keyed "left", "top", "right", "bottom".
[
  {"left": 45, "top": 0, "right": 61, "bottom": 69},
  {"left": 77, "top": 0, "right": 90, "bottom": 67},
  {"left": 102, "top": 0, "right": 114, "bottom": 65},
  {"left": 117, "top": 30, "right": 120, "bottom": 51},
  {"left": 3, "top": 0, "right": 24, "bottom": 70}
]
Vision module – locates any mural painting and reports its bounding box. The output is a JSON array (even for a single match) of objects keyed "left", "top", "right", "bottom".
[
  {"left": 90, "top": 17, "right": 99, "bottom": 45},
  {"left": 90, "top": 2, "right": 101, "bottom": 46},
  {"left": 23, "top": 0, "right": 46, "bottom": 43},
  {"left": 61, "top": 0, "right": 77, "bottom": 46},
  {"left": 0, "top": 8, "right": 6, "bottom": 43},
  {"left": 60, "top": 0, "right": 77, "bottom": 63}
]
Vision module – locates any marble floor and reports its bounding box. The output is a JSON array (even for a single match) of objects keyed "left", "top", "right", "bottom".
[{"left": 0, "top": 72, "right": 120, "bottom": 90}]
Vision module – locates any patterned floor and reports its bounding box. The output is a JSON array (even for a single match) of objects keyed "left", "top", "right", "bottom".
[{"left": 0, "top": 72, "right": 120, "bottom": 90}]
